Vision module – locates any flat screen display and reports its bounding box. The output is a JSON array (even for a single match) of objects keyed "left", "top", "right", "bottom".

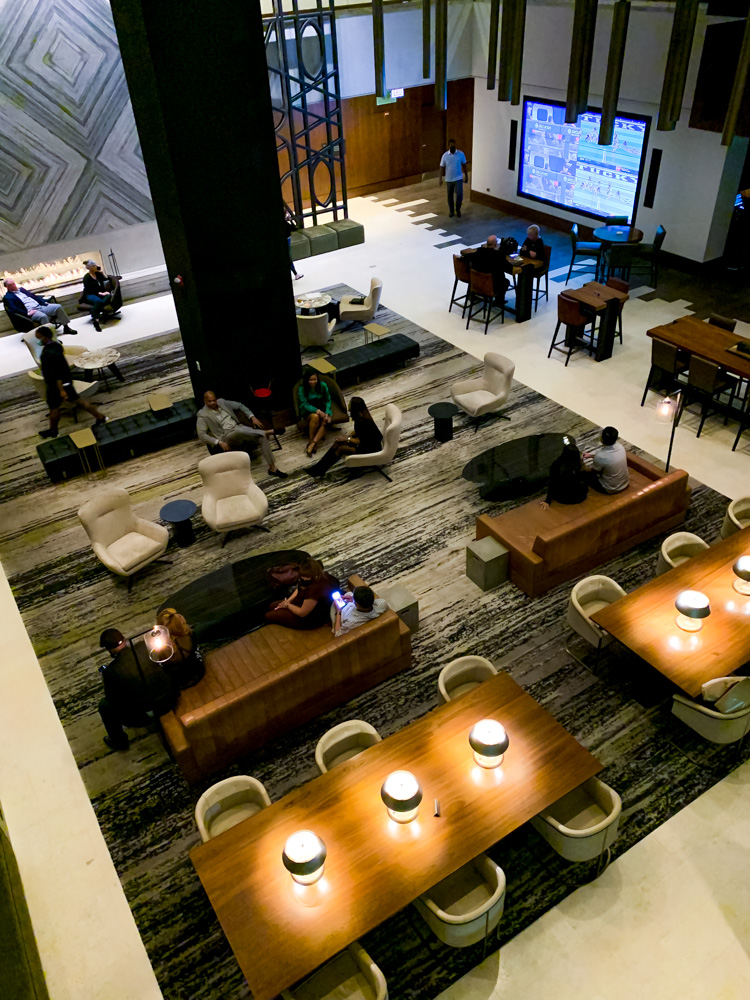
[{"left": 518, "top": 98, "right": 650, "bottom": 222}]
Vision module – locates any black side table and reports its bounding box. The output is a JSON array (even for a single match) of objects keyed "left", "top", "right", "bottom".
[
  {"left": 160, "top": 499, "right": 198, "bottom": 547},
  {"left": 428, "top": 402, "right": 460, "bottom": 442}
]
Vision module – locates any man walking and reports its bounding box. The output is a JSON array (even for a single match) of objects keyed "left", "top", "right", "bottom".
[
  {"left": 439, "top": 139, "right": 468, "bottom": 218},
  {"left": 3, "top": 279, "right": 78, "bottom": 334},
  {"left": 196, "top": 390, "right": 288, "bottom": 477},
  {"left": 36, "top": 325, "right": 107, "bottom": 437}
]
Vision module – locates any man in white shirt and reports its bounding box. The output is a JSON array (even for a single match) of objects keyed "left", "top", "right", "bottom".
[
  {"left": 331, "top": 586, "right": 388, "bottom": 637},
  {"left": 583, "top": 426, "right": 630, "bottom": 494},
  {"left": 439, "top": 139, "right": 468, "bottom": 218},
  {"left": 3, "top": 279, "right": 77, "bottom": 335}
]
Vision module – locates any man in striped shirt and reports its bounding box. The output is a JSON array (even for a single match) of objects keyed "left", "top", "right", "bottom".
[{"left": 331, "top": 586, "right": 388, "bottom": 637}]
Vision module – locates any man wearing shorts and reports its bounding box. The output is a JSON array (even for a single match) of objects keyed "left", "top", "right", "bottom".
[{"left": 36, "top": 325, "right": 107, "bottom": 438}]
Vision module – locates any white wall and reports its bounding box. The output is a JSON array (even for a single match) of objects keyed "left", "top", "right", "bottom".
[
  {"left": 470, "top": 3, "right": 745, "bottom": 262},
  {"left": 337, "top": 3, "right": 474, "bottom": 99}
]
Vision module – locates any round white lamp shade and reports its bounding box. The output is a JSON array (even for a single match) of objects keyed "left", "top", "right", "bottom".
[
  {"left": 675, "top": 590, "right": 711, "bottom": 632},
  {"left": 144, "top": 624, "right": 173, "bottom": 662},
  {"left": 733, "top": 556, "right": 750, "bottom": 596},
  {"left": 381, "top": 770, "right": 422, "bottom": 823},
  {"left": 282, "top": 830, "right": 326, "bottom": 885},
  {"left": 469, "top": 719, "right": 509, "bottom": 768}
]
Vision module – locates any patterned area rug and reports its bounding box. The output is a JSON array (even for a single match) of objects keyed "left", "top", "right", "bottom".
[{"left": 0, "top": 290, "right": 744, "bottom": 1000}]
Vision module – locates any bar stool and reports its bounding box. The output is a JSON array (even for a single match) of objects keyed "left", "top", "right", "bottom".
[
  {"left": 449, "top": 255, "right": 471, "bottom": 317},
  {"left": 465, "top": 269, "right": 504, "bottom": 334},
  {"left": 533, "top": 244, "right": 552, "bottom": 311},
  {"left": 548, "top": 293, "right": 595, "bottom": 366},
  {"left": 677, "top": 357, "right": 737, "bottom": 437},
  {"left": 250, "top": 385, "right": 282, "bottom": 450},
  {"left": 640, "top": 338, "right": 689, "bottom": 406}
]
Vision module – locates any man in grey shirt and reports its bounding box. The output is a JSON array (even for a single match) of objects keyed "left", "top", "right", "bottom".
[
  {"left": 584, "top": 426, "right": 629, "bottom": 494},
  {"left": 331, "top": 586, "right": 388, "bottom": 636}
]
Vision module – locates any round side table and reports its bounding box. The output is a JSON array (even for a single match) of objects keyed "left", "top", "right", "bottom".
[
  {"left": 160, "top": 499, "right": 198, "bottom": 547},
  {"left": 428, "top": 402, "right": 460, "bottom": 443}
]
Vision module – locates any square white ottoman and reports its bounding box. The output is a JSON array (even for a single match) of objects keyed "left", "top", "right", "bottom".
[
  {"left": 466, "top": 537, "right": 509, "bottom": 591},
  {"left": 378, "top": 583, "right": 419, "bottom": 632}
]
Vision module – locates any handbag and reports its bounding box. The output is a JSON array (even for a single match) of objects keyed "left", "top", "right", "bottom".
[{"left": 267, "top": 562, "right": 300, "bottom": 591}]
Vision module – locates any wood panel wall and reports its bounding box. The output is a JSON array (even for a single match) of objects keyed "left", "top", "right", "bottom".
[{"left": 342, "top": 78, "right": 475, "bottom": 197}]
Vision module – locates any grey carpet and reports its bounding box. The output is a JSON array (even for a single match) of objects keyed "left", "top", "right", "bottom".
[{"left": 0, "top": 288, "right": 743, "bottom": 1000}]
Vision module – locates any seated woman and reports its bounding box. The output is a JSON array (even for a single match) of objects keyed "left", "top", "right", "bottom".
[
  {"left": 81, "top": 260, "right": 122, "bottom": 331},
  {"left": 264, "top": 558, "right": 339, "bottom": 630},
  {"left": 307, "top": 396, "right": 382, "bottom": 479},
  {"left": 156, "top": 608, "right": 205, "bottom": 690},
  {"left": 298, "top": 370, "right": 333, "bottom": 457},
  {"left": 519, "top": 225, "right": 545, "bottom": 260},
  {"left": 539, "top": 439, "right": 588, "bottom": 510}
]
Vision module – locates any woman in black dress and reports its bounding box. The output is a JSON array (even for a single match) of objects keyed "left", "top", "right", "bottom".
[
  {"left": 539, "top": 439, "right": 588, "bottom": 509},
  {"left": 81, "top": 260, "right": 122, "bottom": 331},
  {"left": 307, "top": 396, "right": 382, "bottom": 478}
]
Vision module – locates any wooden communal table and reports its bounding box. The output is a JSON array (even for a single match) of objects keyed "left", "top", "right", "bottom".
[
  {"left": 461, "top": 246, "right": 545, "bottom": 323},
  {"left": 564, "top": 281, "right": 629, "bottom": 361},
  {"left": 191, "top": 673, "right": 601, "bottom": 1000},
  {"left": 647, "top": 316, "right": 750, "bottom": 382},
  {"left": 591, "top": 526, "right": 750, "bottom": 697}
]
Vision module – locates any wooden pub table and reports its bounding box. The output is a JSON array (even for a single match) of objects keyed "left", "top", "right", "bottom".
[
  {"left": 591, "top": 526, "right": 750, "bottom": 697},
  {"left": 191, "top": 672, "right": 601, "bottom": 1000},
  {"left": 647, "top": 316, "right": 750, "bottom": 382},
  {"left": 564, "top": 281, "right": 628, "bottom": 362},
  {"left": 460, "top": 247, "right": 544, "bottom": 323}
]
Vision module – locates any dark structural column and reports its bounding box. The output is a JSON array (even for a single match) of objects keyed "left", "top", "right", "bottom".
[{"left": 109, "top": 0, "right": 300, "bottom": 409}]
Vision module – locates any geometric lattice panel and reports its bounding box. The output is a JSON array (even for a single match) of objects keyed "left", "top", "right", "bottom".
[{"left": 0, "top": 0, "right": 154, "bottom": 251}]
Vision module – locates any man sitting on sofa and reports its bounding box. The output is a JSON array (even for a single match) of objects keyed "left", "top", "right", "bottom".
[
  {"left": 583, "top": 425, "right": 630, "bottom": 494},
  {"left": 3, "top": 278, "right": 78, "bottom": 335},
  {"left": 332, "top": 585, "right": 388, "bottom": 637},
  {"left": 196, "top": 390, "right": 287, "bottom": 478}
]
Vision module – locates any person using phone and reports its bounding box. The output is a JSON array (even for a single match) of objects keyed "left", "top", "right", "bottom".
[{"left": 331, "top": 585, "right": 388, "bottom": 637}]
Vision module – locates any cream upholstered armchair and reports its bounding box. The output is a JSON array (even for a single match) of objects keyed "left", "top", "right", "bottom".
[
  {"left": 567, "top": 575, "right": 626, "bottom": 663},
  {"left": 672, "top": 679, "right": 750, "bottom": 744},
  {"left": 339, "top": 278, "right": 383, "bottom": 326},
  {"left": 198, "top": 451, "right": 269, "bottom": 546},
  {"left": 195, "top": 775, "right": 272, "bottom": 843},
  {"left": 413, "top": 854, "right": 506, "bottom": 956},
  {"left": 23, "top": 326, "right": 91, "bottom": 365},
  {"left": 451, "top": 352, "right": 514, "bottom": 429},
  {"left": 281, "top": 941, "right": 388, "bottom": 1000},
  {"left": 438, "top": 656, "right": 497, "bottom": 704},
  {"left": 78, "top": 488, "right": 169, "bottom": 591},
  {"left": 655, "top": 531, "right": 709, "bottom": 576},
  {"left": 297, "top": 312, "right": 336, "bottom": 351},
  {"left": 315, "top": 720, "right": 382, "bottom": 774},
  {"left": 721, "top": 497, "right": 750, "bottom": 538},
  {"left": 344, "top": 404, "right": 402, "bottom": 482},
  {"left": 531, "top": 777, "right": 622, "bottom": 873}
]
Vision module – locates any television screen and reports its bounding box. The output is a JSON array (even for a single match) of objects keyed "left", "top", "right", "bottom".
[{"left": 518, "top": 99, "right": 650, "bottom": 222}]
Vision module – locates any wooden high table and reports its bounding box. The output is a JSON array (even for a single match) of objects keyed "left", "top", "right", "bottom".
[
  {"left": 564, "top": 281, "right": 629, "bottom": 361},
  {"left": 647, "top": 315, "right": 750, "bottom": 382},
  {"left": 591, "top": 526, "right": 750, "bottom": 697},
  {"left": 191, "top": 673, "right": 601, "bottom": 1000},
  {"left": 461, "top": 247, "right": 545, "bottom": 323}
]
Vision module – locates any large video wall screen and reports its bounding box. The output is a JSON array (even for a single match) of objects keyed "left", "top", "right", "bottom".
[{"left": 518, "top": 98, "right": 650, "bottom": 222}]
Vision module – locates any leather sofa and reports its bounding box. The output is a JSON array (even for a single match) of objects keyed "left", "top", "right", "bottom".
[
  {"left": 476, "top": 453, "right": 691, "bottom": 597},
  {"left": 161, "top": 576, "right": 411, "bottom": 781}
]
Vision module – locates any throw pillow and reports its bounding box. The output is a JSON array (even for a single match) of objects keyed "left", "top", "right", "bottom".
[
  {"left": 701, "top": 677, "right": 740, "bottom": 703},
  {"left": 714, "top": 676, "right": 750, "bottom": 714},
  {"left": 349, "top": 296, "right": 365, "bottom": 305}
]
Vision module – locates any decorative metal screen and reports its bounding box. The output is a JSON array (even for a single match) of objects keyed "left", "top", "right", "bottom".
[{"left": 265, "top": 0, "right": 347, "bottom": 226}]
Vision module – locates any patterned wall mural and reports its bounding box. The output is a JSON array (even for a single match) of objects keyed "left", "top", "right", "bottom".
[{"left": 0, "top": 0, "right": 154, "bottom": 252}]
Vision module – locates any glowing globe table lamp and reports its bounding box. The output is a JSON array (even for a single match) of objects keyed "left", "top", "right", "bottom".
[
  {"left": 282, "top": 830, "right": 327, "bottom": 885},
  {"left": 381, "top": 771, "right": 422, "bottom": 823},
  {"left": 732, "top": 557, "right": 750, "bottom": 596},
  {"left": 675, "top": 590, "right": 710, "bottom": 632},
  {"left": 144, "top": 624, "right": 173, "bottom": 663},
  {"left": 469, "top": 719, "right": 509, "bottom": 768}
]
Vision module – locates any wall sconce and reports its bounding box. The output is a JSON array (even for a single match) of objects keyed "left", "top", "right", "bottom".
[
  {"left": 675, "top": 590, "right": 710, "bottom": 632},
  {"left": 733, "top": 557, "right": 750, "bottom": 596},
  {"left": 469, "top": 719, "right": 509, "bottom": 769},
  {"left": 282, "top": 830, "right": 326, "bottom": 885},
  {"left": 381, "top": 770, "right": 422, "bottom": 823},
  {"left": 144, "top": 624, "right": 173, "bottom": 663}
]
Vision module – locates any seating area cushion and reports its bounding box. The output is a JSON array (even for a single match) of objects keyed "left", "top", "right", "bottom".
[
  {"left": 162, "top": 587, "right": 412, "bottom": 780},
  {"left": 289, "top": 230, "right": 311, "bottom": 260},
  {"left": 714, "top": 677, "right": 750, "bottom": 714},
  {"left": 548, "top": 786, "right": 608, "bottom": 830},
  {"left": 107, "top": 531, "right": 163, "bottom": 573},
  {"left": 214, "top": 495, "right": 260, "bottom": 528},
  {"left": 477, "top": 452, "right": 691, "bottom": 597},
  {"left": 453, "top": 389, "right": 495, "bottom": 414},
  {"left": 701, "top": 677, "right": 741, "bottom": 703},
  {"left": 205, "top": 801, "right": 264, "bottom": 837},
  {"left": 304, "top": 225, "right": 338, "bottom": 255},
  {"left": 330, "top": 333, "right": 420, "bottom": 388},
  {"left": 329, "top": 219, "right": 365, "bottom": 248}
]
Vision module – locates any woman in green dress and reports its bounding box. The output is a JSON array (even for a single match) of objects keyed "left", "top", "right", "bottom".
[{"left": 298, "top": 370, "right": 333, "bottom": 457}]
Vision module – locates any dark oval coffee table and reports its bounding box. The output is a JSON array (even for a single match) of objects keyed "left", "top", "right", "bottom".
[
  {"left": 462, "top": 432, "right": 573, "bottom": 501},
  {"left": 160, "top": 499, "right": 198, "bottom": 547}
]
